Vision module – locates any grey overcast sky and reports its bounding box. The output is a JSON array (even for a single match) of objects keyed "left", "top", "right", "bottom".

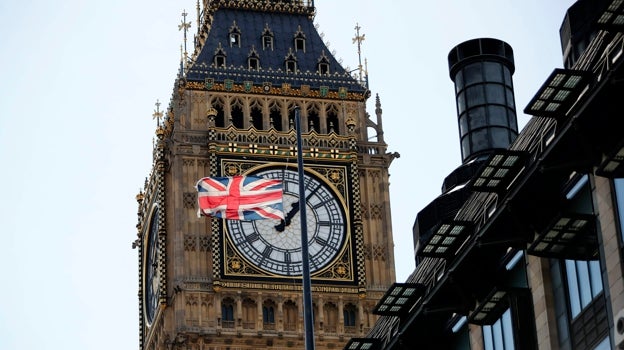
[{"left": 0, "top": 1, "right": 575, "bottom": 349}]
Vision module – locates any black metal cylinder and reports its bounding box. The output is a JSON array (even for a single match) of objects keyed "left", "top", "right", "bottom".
[{"left": 448, "top": 38, "right": 519, "bottom": 163}]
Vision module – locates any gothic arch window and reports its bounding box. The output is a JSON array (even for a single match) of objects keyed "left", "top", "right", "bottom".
[
  {"left": 221, "top": 297, "right": 235, "bottom": 328},
  {"left": 269, "top": 100, "right": 283, "bottom": 131},
  {"left": 326, "top": 104, "right": 340, "bottom": 134},
  {"left": 294, "top": 25, "right": 306, "bottom": 53},
  {"left": 262, "top": 300, "right": 276, "bottom": 330},
  {"left": 343, "top": 303, "right": 357, "bottom": 328},
  {"left": 308, "top": 109, "right": 320, "bottom": 133},
  {"left": 283, "top": 300, "right": 297, "bottom": 331},
  {"left": 231, "top": 98, "right": 244, "bottom": 129},
  {"left": 229, "top": 21, "right": 241, "bottom": 48},
  {"left": 248, "top": 47, "right": 260, "bottom": 70},
  {"left": 323, "top": 302, "right": 338, "bottom": 333},
  {"left": 250, "top": 99, "right": 263, "bottom": 129},
  {"left": 287, "top": 102, "right": 301, "bottom": 129},
  {"left": 213, "top": 43, "right": 227, "bottom": 68},
  {"left": 317, "top": 51, "right": 330, "bottom": 75},
  {"left": 242, "top": 298, "right": 257, "bottom": 330},
  {"left": 210, "top": 97, "right": 226, "bottom": 127},
  {"left": 262, "top": 24, "right": 274, "bottom": 51}
]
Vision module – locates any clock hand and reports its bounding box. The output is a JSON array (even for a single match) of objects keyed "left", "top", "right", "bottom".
[
  {"left": 275, "top": 203, "right": 300, "bottom": 232},
  {"left": 274, "top": 183, "right": 322, "bottom": 232}
]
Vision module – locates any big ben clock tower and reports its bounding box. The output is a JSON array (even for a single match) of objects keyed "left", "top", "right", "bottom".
[{"left": 135, "top": 1, "right": 398, "bottom": 349}]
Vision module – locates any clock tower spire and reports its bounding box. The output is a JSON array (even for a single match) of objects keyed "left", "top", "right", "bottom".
[{"left": 136, "top": 2, "right": 398, "bottom": 350}]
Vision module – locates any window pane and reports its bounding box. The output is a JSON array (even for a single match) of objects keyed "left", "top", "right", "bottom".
[
  {"left": 506, "top": 88, "right": 515, "bottom": 109},
  {"left": 565, "top": 260, "right": 582, "bottom": 318},
  {"left": 593, "top": 337, "right": 611, "bottom": 350},
  {"left": 483, "top": 325, "right": 494, "bottom": 350},
  {"left": 615, "top": 179, "right": 624, "bottom": 241},
  {"left": 488, "top": 106, "right": 509, "bottom": 127},
  {"left": 458, "top": 91, "right": 466, "bottom": 114},
  {"left": 466, "top": 85, "right": 486, "bottom": 107},
  {"left": 504, "top": 66, "right": 512, "bottom": 85},
  {"left": 576, "top": 260, "right": 592, "bottom": 308},
  {"left": 589, "top": 260, "right": 603, "bottom": 297},
  {"left": 471, "top": 128, "right": 489, "bottom": 154},
  {"left": 492, "top": 319, "right": 504, "bottom": 349},
  {"left": 459, "top": 115, "right": 469, "bottom": 136},
  {"left": 455, "top": 71, "right": 464, "bottom": 93},
  {"left": 491, "top": 127, "right": 511, "bottom": 149},
  {"left": 486, "top": 84, "right": 506, "bottom": 104},
  {"left": 484, "top": 62, "right": 503, "bottom": 82},
  {"left": 464, "top": 62, "right": 482, "bottom": 85},
  {"left": 502, "top": 309, "right": 515, "bottom": 350},
  {"left": 468, "top": 106, "right": 487, "bottom": 129}
]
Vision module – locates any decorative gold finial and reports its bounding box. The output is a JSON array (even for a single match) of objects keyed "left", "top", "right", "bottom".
[
  {"left": 206, "top": 107, "right": 217, "bottom": 127},
  {"left": 352, "top": 23, "right": 366, "bottom": 83},
  {"left": 136, "top": 190, "right": 144, "bottom": 203},
  {"left": 152, "top": 99, "right": 163, "bottom": 127}
]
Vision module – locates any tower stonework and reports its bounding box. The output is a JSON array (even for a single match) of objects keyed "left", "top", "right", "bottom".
[{"left": 135, "top": 2, "right": 398, "bottom": 350}]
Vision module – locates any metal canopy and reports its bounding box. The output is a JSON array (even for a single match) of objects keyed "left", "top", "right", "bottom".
[
  {"left": 596, "top": 140, "right": 624, "bottom": 178},
  {"left": 373, "top": 283, "right": 426, "bottom": 317},
  {"left": 468, "top": 150, "right": 528, "bottom": 193},
  {"left": 343, "top": 338, "right": 381, "bottom": 350},
  {"left": 527, "top": 212, "right": 599, "bottom": 260},
  {"left": 418, "top": 220, "right": 474, "bottom": 259},
  {"left": 523, "top": 68, "right": 590, "bottom": 118},
  {"left": 468, "top": 287, "right": 510, "bottom": 326},
  {"left": 597, "top": 0, "right": 624, "bottom": 29}
]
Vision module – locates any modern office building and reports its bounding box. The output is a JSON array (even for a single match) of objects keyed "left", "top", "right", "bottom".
[
  {"left": 134, "top": 1, "right": 397, "bottom": 350},
  {"left": 346, "top": 0, "right": 624, "bottom": 349}
]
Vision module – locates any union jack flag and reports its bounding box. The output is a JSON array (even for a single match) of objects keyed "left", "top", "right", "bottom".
[{"left": 196, "top": 176, "right": 284, "bottom": 220}]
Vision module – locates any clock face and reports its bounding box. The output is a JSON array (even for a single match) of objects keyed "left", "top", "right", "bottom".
[
  {"left": 144, "top": 207, "right": 160, "bottom": 325},
  {"left": 225, "top": 167, "right": 347, "bottom": 276}
]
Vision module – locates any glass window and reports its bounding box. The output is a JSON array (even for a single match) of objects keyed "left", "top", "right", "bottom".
[
  {"left": 488, "top": 106, "right": 509, "bottom": 127},
  {"left": 565, "top": 259, "right": 603, "bottom": 319},
  {"left": 486, "top": 84, "right": 506, "bottom": 104},
  {"left": 457, "top": 91, "right": 466, "bottom": 114},
  {"left": 459, "top": 115, "right": 469, "bottom": 137},
  {"left": 491, "top": 127, "right": 511, "bottom": 149},
  {"left": 222, "top": 304, "right": 234, "bottom": 321},
  {"left": 471, "top": 128, "right": 489, "bottom": 154},
  {"left": 466, "top": 85, "right": 486, "bottom": 107},
  {"left": 505, "top": 88, "right": 515, "bottom": 109},
  {"left": 484, "top": 62, "right": 503, "bottom": 83},
  {"left": 263, "top": 305, "right": 275, "bottom": 323},
  {"left": 343, "top": 305, "right": 356, "bottom": 327},
  {"left": 455, "top": 71, "right": 464, "bottom": 93},
  {"left": 593, "top": 337, "right": 611, "bottom": 350},
  {"left": 464, "top": 62, "right": 482, "bottom": 85},
  {"left": 503, "top": 66, "right": 512, "bottom": 86},
  {"left": 468, "top": 106, "right": 487, "bottom": 129},
  {"left": 614, "top": 179, "right": 624, "bottom": 241},
  {"left": 483, "top": 308, "right": 515, "bottom": 350}
]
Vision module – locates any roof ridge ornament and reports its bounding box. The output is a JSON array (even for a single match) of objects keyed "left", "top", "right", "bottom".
[
  {"left": 352, "top": 23, "right": 366, "bottom": 84},
  {"left": 179, "top": 10, "right": 192, "bottom": 75}
]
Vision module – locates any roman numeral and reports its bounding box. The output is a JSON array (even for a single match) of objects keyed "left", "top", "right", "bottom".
[
  {"left": 247, "top": 232, "right": 260, "bottom": 242},
  {"left": 262, "top": 246, "right": 273, "bottom": 258}
]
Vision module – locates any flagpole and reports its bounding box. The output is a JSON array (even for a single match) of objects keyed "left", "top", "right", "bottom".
[{"left": 295, "top": 107, "right": 315, "bottom": 350}]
